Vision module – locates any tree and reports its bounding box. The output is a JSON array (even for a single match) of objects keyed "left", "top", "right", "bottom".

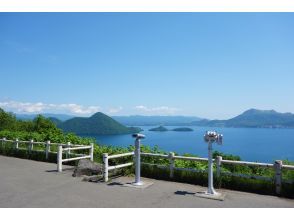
[
  {"left": 33, "top": 115, "right": 62, "bottom": 134},
  {"left": 0, "top": 108, "right": 17, "bottom": 131}
]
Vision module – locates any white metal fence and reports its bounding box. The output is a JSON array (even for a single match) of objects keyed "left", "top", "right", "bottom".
[
  {"left": 103, "top": 151, "right": 294, "bottom": 194},
  {"left": 57, "top": 143, "right": 94, "bottom": 172},
  {"left": 103, "top": 152, "right": 134, "bottom": 182},
  {"left": 0, "top": 138, "right": 94, "bottom": 173}
]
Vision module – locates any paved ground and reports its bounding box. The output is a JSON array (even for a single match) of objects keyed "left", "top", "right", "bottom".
[{"left": 0, "top": 155, "right": 293, "bottom": 208}]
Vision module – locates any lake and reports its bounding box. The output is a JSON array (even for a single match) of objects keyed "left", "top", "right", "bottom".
[{"left": 85, "top": 126, "right": 294, "bottom": 163}]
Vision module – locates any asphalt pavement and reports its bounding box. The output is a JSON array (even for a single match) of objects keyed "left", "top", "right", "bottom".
[{"left": 0, "top": 155, "right": 293, "bottom": 208}]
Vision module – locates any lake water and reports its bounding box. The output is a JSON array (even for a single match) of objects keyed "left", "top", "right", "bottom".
[{"left": 86, "top": 126, "right": 294, "bottom": 163}]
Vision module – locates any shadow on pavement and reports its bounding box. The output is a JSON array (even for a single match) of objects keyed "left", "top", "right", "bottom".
[
  {"left": 107, "top": 182, "right": 124, "bottom": 186},
  {"left": 46, "top": 167, "right": 74, "bottom": 173},
  {"left": 174, "top": 191, "right": 196, "bottom": 196}
]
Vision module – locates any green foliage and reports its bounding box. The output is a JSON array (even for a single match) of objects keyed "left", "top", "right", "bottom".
[
  {"left": 213, "top": 150, "right": 241, "bottom": 161},
  {"left": 0, "top": 108, "right": 18, "bottom": 131},
  {"left": 33, "top": 115, "right": 61, "bottom": 134},
  {"left": 219, "top": 175, "right": 276, "bottom": 196}
]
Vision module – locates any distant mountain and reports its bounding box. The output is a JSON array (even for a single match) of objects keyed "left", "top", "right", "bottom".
[
  {"left": 48, "top": 117, "right": 63, "bottom": 126},
  {"left": 192, "top": 109, "right": 294, "bottom": 128},
  {"left": 113, "top": 115, "right": 203, "bottom": 126},
  {"left": 59, "top": 112, "right": 142, "bottom": 135},
  {"left": 16, "top": 113, "right": 75, "bottom": 121}
]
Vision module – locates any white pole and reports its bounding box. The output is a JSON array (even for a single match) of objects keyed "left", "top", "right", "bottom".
[
  {"left": 46, "top": 140, "right": 50, "bottom": 160},
  {"left": 274, "top": 160, "right": 283, "bottom": 195},
  {"left": 207, "top": 141, "right": 216, "bottom": 194},
  {"left": 169, "top": 152, "right": 175, "bottom": 179},
  {"left": 67, "top": 142, "right": 71, "bottom": 158},
  {"left": 15, "top": 138, "right": 19, "bottom": 149},
  {"left": 2, "top": 137, "right": 6, "bottom": 148},
  {"left": 103, "top": 153, "right": 109, "bottom": 182},
  {"left": 134, "top": 138, "right": 143, "bottom": 185},
  {"left": 57, "top": 145, "right": 63, "bottom": 172},
  {"left": 29, "top": 139, "right": 34, "bottom": 153},
  {"left": 216, "top": 156, "right": 222, "bottom": 178},
  {"left": 90, "top": 143, "right": 94, "bottom": 161}
]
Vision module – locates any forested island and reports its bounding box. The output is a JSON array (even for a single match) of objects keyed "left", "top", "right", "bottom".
[
  {"left": 172, "top": 127, "right": 194, "bottom": 132},
  {"left": 149, "top": 126, "right": 169, "bottom": 132},
  {"left": 149, "top": 126, "right": 194, "bottom": 132}
]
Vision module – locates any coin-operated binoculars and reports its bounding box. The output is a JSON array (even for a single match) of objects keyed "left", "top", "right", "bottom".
[
  {"left": 132, "top": 133, "right": 145, "bottom": 186},
  {"left": 203, "top": 131, "right": 223, "bottom": 195}
]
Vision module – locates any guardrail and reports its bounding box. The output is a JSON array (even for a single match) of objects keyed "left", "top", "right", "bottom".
[
  {"left": 0, "top": 137, "right": 94, "bottom": 173},
  {"left": 103, "top": 151, "right": 294, "bottom": 194},
  {"left": 103, "top": 152, "right": 134, "bottom": 182},
  {"left": 57, "top": 143, "right": 94, "bottom": 172}
]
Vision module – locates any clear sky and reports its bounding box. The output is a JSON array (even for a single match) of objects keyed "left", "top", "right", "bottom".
[{"left": 0, "top": 13, "right": 293, "bottom": 119}]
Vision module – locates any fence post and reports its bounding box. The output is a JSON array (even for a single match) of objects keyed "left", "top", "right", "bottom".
[
  {"left": 57, "top": 145, "right": 63, "bottom": 172},
  {"left": 90, "top": 143, "right": 94, "bottom": 161},
  {"left": 2, "top": 137, "right": 6, "bottom": 148},
  {"left": 15, "top": 138, "right": 19, "bottom": 149},
  {"left": 45, "top": 140, "right": 51, "bottom": 160},
  {"left": 274, "top": 160, "right": 283, "bottom": 195},
  {"left": 29, "top": 139, "right": 34, "bottom": 153},
  {"left": 216, "top": 156, "right": 222, "bottom": 178},
  {"left": 103, "top": 153, "right": 109, "bottom": 182},
  {"left": 169, "top": 152, "right": 175, "bottom": 179},
  {"left": 67, "top": 142, "right": 71, "bottom": 158}
]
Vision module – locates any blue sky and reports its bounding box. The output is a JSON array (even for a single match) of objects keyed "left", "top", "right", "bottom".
[{"left": 0, "top": 13, "right": 294, "bottom": 119}]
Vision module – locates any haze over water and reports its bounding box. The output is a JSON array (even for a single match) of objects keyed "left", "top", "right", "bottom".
[{"left": 89, "top": 126, "right": 294, "bottom": 163}]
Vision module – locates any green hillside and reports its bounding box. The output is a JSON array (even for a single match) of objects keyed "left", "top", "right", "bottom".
[{"left": 59, "top": 112, "right": 142, "bottom": 135}]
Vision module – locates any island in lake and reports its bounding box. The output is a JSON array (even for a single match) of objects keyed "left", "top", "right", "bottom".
[
  {"left": 149, "top": 126, "right": 169, "bottom": 132},
  {"left": 149, "top": 126, "right": 194, "bottom": 132},
  {"left": 172, "top": 127, "right": 194, "bottom": 132}
]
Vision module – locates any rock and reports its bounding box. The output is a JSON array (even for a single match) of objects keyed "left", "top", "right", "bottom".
[{"left": 72, "top": 159, "right": 103, "bottom": 177}]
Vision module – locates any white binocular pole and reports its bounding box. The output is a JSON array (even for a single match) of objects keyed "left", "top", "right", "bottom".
[
  {"left": 132, "top": 133, "right": 145, "bottom": 186},
  {"left": 207, "top": 140, "right": 216, "bottom": 194},
  {"left": 204, "top": 131, "right": 223, "bottom": 195}
]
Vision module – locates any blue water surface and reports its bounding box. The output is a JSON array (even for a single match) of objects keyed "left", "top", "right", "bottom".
[{"left": 84, "top": 126, "right": 294, "bottom": 163}]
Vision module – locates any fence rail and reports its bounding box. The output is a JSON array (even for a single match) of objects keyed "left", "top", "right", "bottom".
[
  {"left": 103, "top": 152, "right": 135, "bottom": 182},
  {"left": 0, "top": 138, "right": 94, "bottom": 173},
  {"left": 103, "top": 150, "right": 294, "bottom": 194},
  {"left": 108, "top": 152, "right": 134, "bottom": 159},
  {"left": 221, "top": 159, "right": 274, "bottom": 168},
  {"left": 57, "top": 143, "right": 94, "bottom": 172}
]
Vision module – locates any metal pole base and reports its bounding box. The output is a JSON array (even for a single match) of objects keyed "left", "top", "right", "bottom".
[
  {"left": 132, "top": 181, "right": 144, "bottom": 186},
  {"left": 195, "top": 191, "right": 226, "bottom": 201},
  {"left": 207, "top": 187, "right": 217, "bottom": 195},
  {"left": 123, "top": 180, "right": 154, "bottom": 189}
]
